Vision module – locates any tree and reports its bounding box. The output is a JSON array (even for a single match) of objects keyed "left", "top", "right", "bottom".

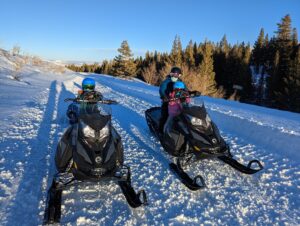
[
  {"left": 170, "top": 35, "right": 183, "bottom": 66},
  {"left": 112, "top": 40, "right": 136, "bottom": 77},
  {"left": 184, "top": 40, "right": 195, "bottom": 68},
  {"left": 251, "top": 28, "right": 265, "bottom": 71},
  {"left": 292, "top": 28, "right": 298, "bottom": 48},
  {"left": 273, "top": 14, "right": 293, "bottom": 108},
  {"left": 282, "top": 46, "right": 300, "bottom": 111},
  {"left": 198, "top": 42, "right": 218, "bottom": 96},
  {"left": 141, "top": 62, "right": 158, "bottom": 84},
  {"left": 12, "top": 45, "right": 21, "bottom": 56}
]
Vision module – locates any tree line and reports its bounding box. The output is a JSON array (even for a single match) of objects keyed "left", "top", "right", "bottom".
[{"left": 67, "top": 14, "right": 300, "bottom": 113}]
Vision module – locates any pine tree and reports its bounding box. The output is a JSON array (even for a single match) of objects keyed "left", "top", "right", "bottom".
[
  {"left": 193, "top": 42, "right": 201, "bottom": 66},
  {"left": 213, "top": 35, "right": 229, "bottom": 92},
  {"left": 220, "top": 35, "right": 229, "bottom": 55},
  {"left": 112, "top": 40, "right": 136, "bottom": 77},
  {"left": 198, "top": 42, "right": 217, "bottom": 96},
  {"left": 282, "top": 46, "right": 300, "bottom": 111},
  {"left": 100, "top": 60, "right": 110, "bottom": 74},
  {"left": 241, "top": 43, "right": 253, "bottom": 100},
  {"left": 184, "top": 40, "right": 195, "bottom": 68},
  {"left": 273, "top": 14, "right": 293, "bottom": 108},
  {"left": 251, "top": 28, "right": 265, "bottom": 72},
  {"left": 292, "top": 28, "right": 298, "bottom": 48},
  {"left": 170, "top": 35, "right": 183, "bottom": 66}
]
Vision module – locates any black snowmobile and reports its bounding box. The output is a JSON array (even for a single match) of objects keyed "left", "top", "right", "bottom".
[
  {"left": 44, "top": 98, "right": 147, "bottom": 224},
  {"left": 145, "top": 94, "right": 263, "bottom": 190}
]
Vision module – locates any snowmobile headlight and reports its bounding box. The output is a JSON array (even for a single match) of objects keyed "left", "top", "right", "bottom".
[
  {"left": 188, "top": 116, "right": 203, "bottom": 126},
  {"left": 205, "top": 114, "right": 212, "bottom": 124},
  {"left": 98, "top": 122, "right": 110, "bottom": 141},
  {"left": 81, "top": 122, "right": 95, "bottom": 138}
]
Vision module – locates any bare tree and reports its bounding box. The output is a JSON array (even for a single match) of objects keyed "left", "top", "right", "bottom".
[
  {"left": 12, "top": 59, "right": 23, "bottom": 81},
  {"left": 141, "top": 62, "right": 158, "bottom": 84},
  {"left": 12, "top": 45, "right": 21, "bottom": 56}
]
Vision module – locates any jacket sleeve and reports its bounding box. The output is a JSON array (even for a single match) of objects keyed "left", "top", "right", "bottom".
[{"left": 159, "top": 79, "right": 168, "bottom": 99}]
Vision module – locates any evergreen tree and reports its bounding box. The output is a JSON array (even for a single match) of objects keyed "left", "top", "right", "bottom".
[
  {"left": 112, "top": 40, "right": 136, "bottom": 77},
  {"left": 273, "top": 14, "right": 293, "bottom": 108},
  {"left": 282, "top": 46, "right": 300, "bottom": 111},
  {"left": 100, "top": 60, "right": 110, "bottom": 74},
  {"left": 220, "top": 35, "right": 229, "bottom": 55},
  {"left": 184, "top": 40, "right": 195, "bottom": 68},
  {"left": 193, "top": 42, "right": 201, "bottom": 66},
  {"left": 170, "top": 35, "right": 183, "bottom": 66},
  {"left": 198, "top": 42, "right": 217, "bottom": 95},
  {"left": 292, "top": 28, "right": 298, "bottom": 48},
  {"left": 251, "top": 28, "right": 265, "bottom": 71},
  {"left": 241, "top": 43, "right": 254, "bottom": 100},
  {"left": 213, "top": 35, "right": 229, "bottom": 92}
]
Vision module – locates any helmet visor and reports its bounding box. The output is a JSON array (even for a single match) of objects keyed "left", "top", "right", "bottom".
[{"left": 83, "top": 84, "right": 95, "bottom": 91}]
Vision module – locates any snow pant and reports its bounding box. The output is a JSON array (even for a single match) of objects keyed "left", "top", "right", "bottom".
[
  {"left": 159, "top": 102, "right": 169, "bottom": 133},
  {"left": 163, "top": 115, "right": 174, "bottom": 135}
]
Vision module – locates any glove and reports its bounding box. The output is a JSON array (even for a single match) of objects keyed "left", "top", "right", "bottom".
[
  {"left": 68, "top": 112, "right": 78, "bottom": 124},
  {"left": 189, "top": 90, "right": 201, "bottom": 97},
  {"left": 162, "top": 96, "right": 169, "bottom": 102}
]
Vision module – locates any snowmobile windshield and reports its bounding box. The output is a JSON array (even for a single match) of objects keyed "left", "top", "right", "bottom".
[
  {"left": 182, "top": 97, "right": 212, "bottom": 131},
  {"left": 183, "top": 97, "right": 206, "bottom": 118},
  {"left": 189, "top": 97, "right": 204, "bottom": 108},
  {"left": 75, "top": 102, "right": 112, "bottom": 131}
]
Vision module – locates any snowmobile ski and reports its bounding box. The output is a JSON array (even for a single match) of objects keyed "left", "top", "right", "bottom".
[
  {"left": 43, "top": 181, "right": 62, "bottom": 225},
  {"left": 118, "top": 181, "right": 148, "bottom": 208},
  {"left": 218, "top": 155, "right": 263, "bottom": 174},
  {"left": 169, "top": 160, "right": 205, "bottom": 191}
]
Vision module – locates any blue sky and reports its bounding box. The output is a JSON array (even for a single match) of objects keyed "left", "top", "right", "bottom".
[{"left": 0, "top": 0, "right": 299, "bottom": 62}]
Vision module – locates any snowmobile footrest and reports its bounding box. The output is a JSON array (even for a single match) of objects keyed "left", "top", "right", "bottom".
[
  {"left": 218, "top": 155, "right": 263, "bottom": 174},
  {"left": 169, "top": 163, "right": 205, "bottom": 191},
  {"left": 118, "top": 181, "right": 148, "bottom": 208}
]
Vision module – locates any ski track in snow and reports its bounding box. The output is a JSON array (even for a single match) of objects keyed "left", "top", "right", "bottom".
[{"left": 0, "top": 68, "right": 299, "bottom": 225}]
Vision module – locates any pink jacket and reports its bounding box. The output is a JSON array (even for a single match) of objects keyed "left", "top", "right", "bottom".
[{"left": 168, "top": 91, "right": 190, "bottom": 117}]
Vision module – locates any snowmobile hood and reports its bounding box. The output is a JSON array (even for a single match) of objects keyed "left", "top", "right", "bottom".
[{"left": 79, "top": 113, "right": 111, "bottom": 131}]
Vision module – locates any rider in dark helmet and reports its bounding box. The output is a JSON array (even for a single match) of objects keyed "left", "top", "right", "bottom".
[
  {"left": 67, "top": 77, "right": 103, "bottom": 123},
  {"left": 158, "top": 66, "right": 187, "bottom": 133}
]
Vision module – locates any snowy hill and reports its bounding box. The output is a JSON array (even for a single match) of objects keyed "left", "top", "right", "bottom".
[{"left": 0, "top": 50, "right": 299, "bottom": 225}]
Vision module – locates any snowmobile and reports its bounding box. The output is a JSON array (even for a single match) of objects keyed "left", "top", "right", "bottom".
[
  {"left": 44, "top": 98, "right": 147, "bottom": 224},
  {"left": 145, "top": 93, "right": 263, "bottom": 190}
]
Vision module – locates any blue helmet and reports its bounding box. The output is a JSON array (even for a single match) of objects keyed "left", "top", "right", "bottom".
[
  {"left": 174, "top": 81, "right": 185, "bottom": 89},
  {"left": 82, "top": 78, "right": 95, "bottom": 91}
]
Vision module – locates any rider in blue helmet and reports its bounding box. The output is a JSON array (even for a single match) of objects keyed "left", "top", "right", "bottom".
[
  {"left": 82, "top": 78, "right": 96, "bottom": 92},
  {"left": 158, "top": 67, "right": 187, "bottom": 133},
  {"left": 164, "top": 81, "right": 190, "bottom": 134},
  {"left": 67, "top": 77, "right": 103, "bottom": 123},
  {"left": 77, "top": 77, "right": 103, "bottom": 101}
]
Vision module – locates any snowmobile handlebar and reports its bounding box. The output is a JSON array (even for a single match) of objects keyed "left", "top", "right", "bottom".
[
  {"left": 64, "top": 98, "right": 118, "bottom": 105},
  {"left": 163, "top": 91, "right": 201, "bottom": 103}
]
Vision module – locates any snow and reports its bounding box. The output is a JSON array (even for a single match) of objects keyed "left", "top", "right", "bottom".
[{"left": 0, "top": 49, "right": 300, "bottom": 225}]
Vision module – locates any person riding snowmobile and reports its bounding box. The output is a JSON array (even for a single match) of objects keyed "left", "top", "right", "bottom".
[
  {"left": 67, "top": 77, "right": 103, "bottom": 123},
  {"left": 44, "top": 78, "right": 147, "bottom": 223},
  {"left": 159, "top": 67, "right": 187, "bottom": 132},
  {"left": 164, "top": 81, "right": 191, "bottom": 134}
]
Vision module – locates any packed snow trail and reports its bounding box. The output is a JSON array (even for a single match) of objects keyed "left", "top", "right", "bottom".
[{"left": 0, "top": 62, "right": 299, "bottom": 225}]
